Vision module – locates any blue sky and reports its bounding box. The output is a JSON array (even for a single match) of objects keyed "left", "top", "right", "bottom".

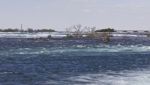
[{"left": 0, "top": 0, "right": 150, "bottom": 30}]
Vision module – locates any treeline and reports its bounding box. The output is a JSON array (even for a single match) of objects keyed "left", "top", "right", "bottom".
[
  {"left": 95, "top": 28, "right": 115, "bottom": 32},
  {"left": 0, "top": 25, "right": 116, "bottom": 33},
  {"left": 0, "top": 28, "right": 55, "bottom": 32}
]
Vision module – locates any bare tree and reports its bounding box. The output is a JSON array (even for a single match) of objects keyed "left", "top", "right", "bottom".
[
  {"left": 65, "top": 25, "right": 98, "bottom": 38},
  {"left": 72, "top": 24, "right": 83, "bottom": 38},
  {"left": 84, "top": 26, "right": 97, "bottom": 38},
  {"left": 101, "top": 32, "right": 110, "bottom": 43},
  {"left": 65, "top": 27, "right": 71, "bottom": 34},
  {"left": 65, "top": 27, "right": 73, "bottom": 38}
]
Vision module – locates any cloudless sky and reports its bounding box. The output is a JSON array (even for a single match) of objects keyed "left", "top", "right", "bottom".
[{"left": 0, "top": 0, "right": 150, "bottom": 30}]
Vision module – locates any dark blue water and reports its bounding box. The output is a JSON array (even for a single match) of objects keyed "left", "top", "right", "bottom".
[{"left": 0, "top": 37, "right": 150, "bottom": 85}]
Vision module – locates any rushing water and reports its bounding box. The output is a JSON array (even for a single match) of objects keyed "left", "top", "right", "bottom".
[{"left": 0, "top": 36, "right": 150, "bottom": 85}]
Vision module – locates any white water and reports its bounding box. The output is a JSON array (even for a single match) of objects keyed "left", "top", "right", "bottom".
[
  {"left": 1, "top": 45, "right": 150, "bottom": 55},
  {"left": 68, "top": 69, "right": 150, "bottom": 85},
  {"left": 0, "top": 32, "right": 66, "bottom": 38},
  {"left": 0, "top": 32, "right": 50, "bottom": 38},
  {"left": 0, "top": 32, "right": 147, "bottom": 38}
]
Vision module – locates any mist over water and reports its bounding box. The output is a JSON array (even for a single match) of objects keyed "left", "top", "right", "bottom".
[{"left": 0, "top": 34, "right": 150, "bottom": 85}]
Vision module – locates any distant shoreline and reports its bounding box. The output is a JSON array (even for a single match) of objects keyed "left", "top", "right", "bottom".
[{"left": 0, "top": 31, "right": 149, "bottom": 39}]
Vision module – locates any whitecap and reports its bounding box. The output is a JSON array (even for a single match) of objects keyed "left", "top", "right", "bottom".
[
  {"left": 67, "top": 69, "right": 150, "bottom": 85},
  {"left": 3, "top": 45, "right": 150, "bottom": 55}
]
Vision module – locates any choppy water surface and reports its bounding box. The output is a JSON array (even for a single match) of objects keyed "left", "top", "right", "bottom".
[{"left": 0, "top": 37, "right": 150, "bottom": 85}]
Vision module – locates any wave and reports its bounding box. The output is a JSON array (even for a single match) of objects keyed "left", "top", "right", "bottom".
[
  {"left": 67, "top": 69, "right": 150, "bottom": 85},
  {"left": 1, "top": 45, "right": 150, "bottom": 55}
]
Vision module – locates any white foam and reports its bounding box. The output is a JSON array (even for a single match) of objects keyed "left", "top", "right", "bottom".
[
  {"left": 68, "top": 69, "right": 150, "bottom": 85},
  {"left": 1, "top": 45, "right": 150, "bottom": 55},
  {"left": 0, "top": 32, "right": 51, "bottom": 38}
]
